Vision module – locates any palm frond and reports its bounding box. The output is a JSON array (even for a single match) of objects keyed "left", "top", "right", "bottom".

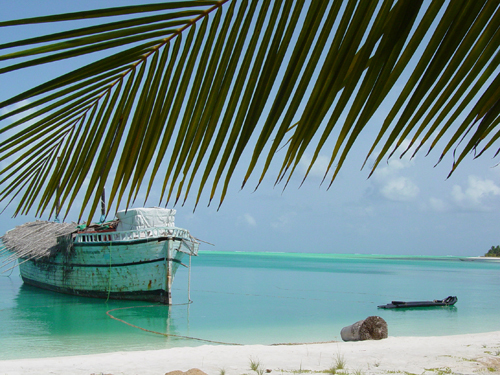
[{"left": 0, "top": 0, "right": 499, "bottom": 222}]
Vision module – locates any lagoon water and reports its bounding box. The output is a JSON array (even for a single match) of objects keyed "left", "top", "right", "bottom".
[{"left": 1, "top": 251, "right": 499, "bottom": 360}]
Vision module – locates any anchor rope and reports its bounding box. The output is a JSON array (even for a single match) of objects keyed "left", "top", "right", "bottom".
[
  {"left": 0, "top": 266, "right": 14, "bottom": 277},
  {"left": 105, "top": 304, "right": 338, "bottom": 347},
  {"left": 105, "top": 304, "right": 243, "bottom": 346}
]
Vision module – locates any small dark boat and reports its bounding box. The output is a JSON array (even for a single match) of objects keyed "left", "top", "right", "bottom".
[{"left": 378, "top": 296, "right": 457, "bottom": 309}]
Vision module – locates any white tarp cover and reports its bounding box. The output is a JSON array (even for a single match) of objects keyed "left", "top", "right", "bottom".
[{"left": 116, "top": 207, "right": 176, "bottom": 231}]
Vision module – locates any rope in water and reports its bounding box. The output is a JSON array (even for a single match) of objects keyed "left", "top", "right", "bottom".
[
  {"left": 0, "top": 267, "right": 14, "bottom": 277},
  {"left": 105, "top": 304, "right": 243, "bottom": 346},
  {"left": 105, "top": 304, "right": 338, "bottom": 347}
]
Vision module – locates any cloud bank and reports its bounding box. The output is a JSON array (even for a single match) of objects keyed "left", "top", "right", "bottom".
[{"left": 451, "top": 175, "right": 500, "bottom": 211}]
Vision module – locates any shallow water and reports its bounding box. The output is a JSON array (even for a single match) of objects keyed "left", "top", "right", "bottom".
[{"left": 1, "top": 251, "right": 499, "bottom": 360}]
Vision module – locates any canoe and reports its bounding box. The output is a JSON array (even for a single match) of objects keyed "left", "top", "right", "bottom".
[{"left": 377, "top": 296, "right": 457, "bottom": 309}]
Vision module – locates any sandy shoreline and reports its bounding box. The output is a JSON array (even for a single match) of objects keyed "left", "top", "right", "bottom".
[{"left": 2, "top": 332, "right": 500, "bottom": 375}]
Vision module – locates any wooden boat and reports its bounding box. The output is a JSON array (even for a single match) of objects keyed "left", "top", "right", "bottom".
[
  {"left": 1, "top": 208, "right": 199, "bottom": 304},
  {"left": 377, "top": 296, "right": 458, "bottom": 309}
]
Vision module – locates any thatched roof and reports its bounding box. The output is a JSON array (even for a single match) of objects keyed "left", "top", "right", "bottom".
[{"left": 1, "top": 221, "right": 77, "bottom": 264}]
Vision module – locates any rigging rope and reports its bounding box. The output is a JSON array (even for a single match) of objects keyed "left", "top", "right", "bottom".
[{"left": 0, "top": 253, "right": 14, "bottom": 277}]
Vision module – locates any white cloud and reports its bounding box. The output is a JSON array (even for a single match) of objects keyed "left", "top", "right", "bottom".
[
  {"left": 299, "top": 154, "right": 331, "bottom": 179},
  {"left": 379, "top": 176, "right": 420, "bottom": 201},
  {"left": 242, "top": 213, "right": 257, "bottom": 226},
  {"left": 451, "top": 175, "right": 500, "bottom": 211},
  {"left": 375, "top": 147, "right": 416, "bottom": 178},
  {"left": 371, "top": 141, "right": 420, "bottom": 202}
]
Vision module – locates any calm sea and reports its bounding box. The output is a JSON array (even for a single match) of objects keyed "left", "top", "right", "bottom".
[{"left": 1, "top": 251, "right": 499, "bottom": 360}]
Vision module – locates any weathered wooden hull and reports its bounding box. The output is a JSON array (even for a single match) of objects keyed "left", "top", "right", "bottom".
[{"left": 19, "top": 231, "right": 194, "bottom": 303}]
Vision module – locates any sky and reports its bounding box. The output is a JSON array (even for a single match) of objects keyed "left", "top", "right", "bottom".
[{"left": 1, "top": 1, "right": 500, "bottom": 257}]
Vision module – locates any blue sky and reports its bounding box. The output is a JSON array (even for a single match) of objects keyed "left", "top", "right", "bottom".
[{"left": 1, "top": 1, "right": 500, "bottom": 257}]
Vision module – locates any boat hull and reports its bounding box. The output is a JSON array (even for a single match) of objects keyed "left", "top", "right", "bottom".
[
  {"left": 378, "top": 296, "right": 458, "bottom": 309},
  {"left": 19, "top": 237, "right": 186, "bottom": 303}
]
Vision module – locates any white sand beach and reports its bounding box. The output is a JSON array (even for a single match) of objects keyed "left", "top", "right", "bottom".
[{"left": 1, "top": 331, "right": 500, "bottom": 375}]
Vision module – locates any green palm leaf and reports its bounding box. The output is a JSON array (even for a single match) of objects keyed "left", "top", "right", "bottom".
[{"left": 0, "top": 0, "right": 499, "bottom": 222}]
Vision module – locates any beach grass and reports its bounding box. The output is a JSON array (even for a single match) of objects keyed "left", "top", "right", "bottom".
[{"left": 249, "top": 358, "right": 265, "bottom": 375}]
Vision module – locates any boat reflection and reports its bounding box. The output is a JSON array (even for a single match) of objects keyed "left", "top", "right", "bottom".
[{"left": 2, "top": 283, "right": 194, "bottom": 359}]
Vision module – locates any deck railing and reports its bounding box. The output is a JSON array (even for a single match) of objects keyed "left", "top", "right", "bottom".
[{"left": 73, "top": 227, "right": 198, "bottom": 255}]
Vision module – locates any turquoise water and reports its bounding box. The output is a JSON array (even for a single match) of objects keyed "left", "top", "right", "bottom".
[{"left": 1, "top": 251, "right": 500, "bottom": 360}]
